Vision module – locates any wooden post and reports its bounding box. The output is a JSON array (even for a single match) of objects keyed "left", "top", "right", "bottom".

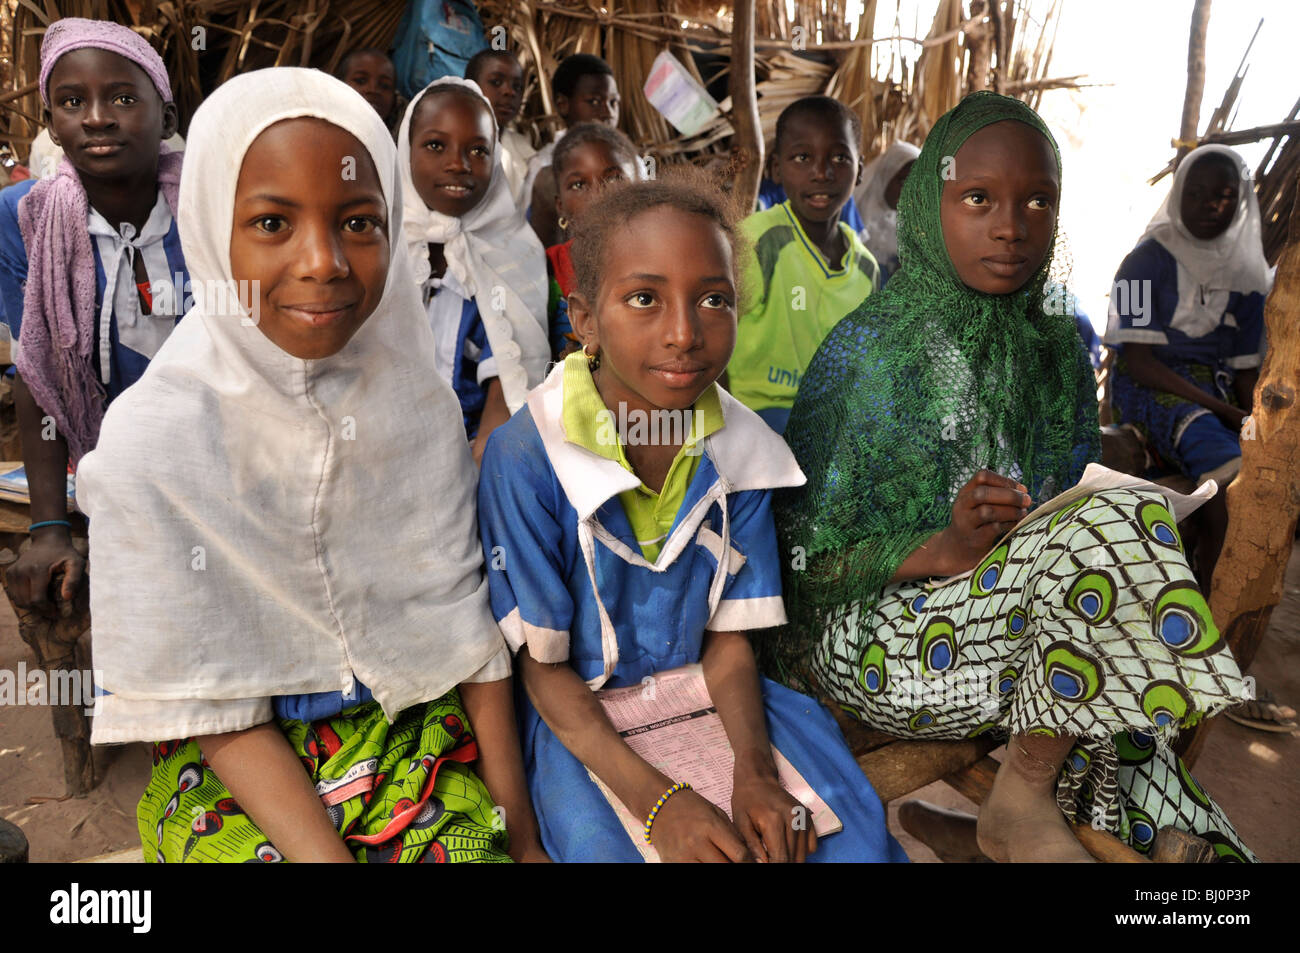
[
  {"left": 0, "top": 533, "right": 95, "bottom": 797},
  {"left": 729, "top": 0, "right": 763, "bottom": 215},
  {"left": 1177, "top": 0, "right": 1212, "bottom": 165},
  {"left": 965, "top": 1, "right": 992, "bottom": 93},
  {"left": 1178, "top": 166, "right": 1300, "bottom": 768}
]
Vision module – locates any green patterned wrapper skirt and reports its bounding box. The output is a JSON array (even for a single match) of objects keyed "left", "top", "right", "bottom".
[
  {"left": 810, "top": 488, "right": 1254, "bottom": 861},
  {"left": 139, "top": 690, "right": 512, "bottom": 863}
]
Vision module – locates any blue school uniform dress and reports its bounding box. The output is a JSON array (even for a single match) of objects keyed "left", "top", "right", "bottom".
[
  {"left": 424, "top": 270, "right": 497, "bottom": 439},
  {"left": 1105, "top": 237, "right": 1264, "bottom": 482},
  {"left": 477, "top": 355, "right": 907, "bottom": 862},
  {"left": 0, "top": 179, "right": 188, "bottom": 398}
]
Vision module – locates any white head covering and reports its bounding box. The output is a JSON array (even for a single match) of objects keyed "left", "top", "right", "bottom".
[
  {"left": 852, "top": 141, "right": 919, "bottom": 266},
  {"left": 76, "top": 68, "right": 506, "bottom": 719},
  {"left": 1139, "top": 143, "right": 1274, "bottom": 337},
  {"left": 397, "top": 76, "right": 549, "bottom": 412}
]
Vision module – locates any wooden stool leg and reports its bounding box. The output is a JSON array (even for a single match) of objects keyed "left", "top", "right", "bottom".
[{"left": 0, "top": 546, "right": 95, "bottom": 797}]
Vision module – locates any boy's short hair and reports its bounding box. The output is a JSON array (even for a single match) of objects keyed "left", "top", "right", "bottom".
[
  {"left": 464, "top": 48, "right": 519, "bottom": 83},
  {"left": 552, "top": 122, "right": 640, "bottom": 190},
  {"left": 552, "top": 53, "right": 614, "bottom": 99},
  {"left": 335, "top": 48, "right": 393, "bottom": 79},
  {"left": 568, "top": 166, "right": 745, "bottom": 305},
  {"left": 774, "top": 95, "right": 862, "bottom": 154}
]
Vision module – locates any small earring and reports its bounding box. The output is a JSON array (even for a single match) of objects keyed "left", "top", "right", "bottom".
[
  {"left": 558, "top": 216, "right": 569, "bottom": 231},
  {"left": 584, "top": 343, "right": 601, "bottom": 372}
]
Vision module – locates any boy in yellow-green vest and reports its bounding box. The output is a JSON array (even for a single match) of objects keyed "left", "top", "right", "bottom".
[{"left": 729, "top": 96, "right": 879, "bottom": 433}]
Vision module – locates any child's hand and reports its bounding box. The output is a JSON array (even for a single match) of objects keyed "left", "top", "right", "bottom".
[
  {"left": 940, "top": 469, "right": 1031, "bottom": 574},
  {"left": 10, "top": 530, "right": 85, "bottom": 610},
  {"left": 651, "top": 788, "right": 752, "bottom": 863},
  {"left": 732, "top": 772, "right": 817, "bottom": 863}
]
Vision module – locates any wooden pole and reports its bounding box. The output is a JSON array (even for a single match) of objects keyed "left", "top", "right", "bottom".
[
  {"left": 1178, "top": 164, "right": 1300, "bottom": 768},
  {"left": 1177, "top": 0, "right": 1212, "bottom": 166},
  {"left": 729, "top": 0, "right": 763, "bottom": 215}
]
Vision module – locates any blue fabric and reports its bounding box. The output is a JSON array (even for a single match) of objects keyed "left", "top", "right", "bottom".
[
  {"left": 274, "top": 677, "right": 375, "bottom": 723},
  {"left": 756, "top": 404, "right": 790, "bottom": 434},
  {"left": 437, "top": 292, "right": 495, "bottom": 439},
  {"left": 1109, "top": 239, "right": 1261, "bottom": 477},
  {"left": 1074, "top": 305, "right": 1102, "bottom": 370},
  {"left": 1109, "top": 239, "right": 1265, "bottom": 367},
  {"left": 756, "top": 177, "right": 866, "bottom": 234},
  {"left": 1175, "top": 413, "right": 1241, "bottom": 478},
  {"left": 478, "top": 407, "right": 907, "bottom": 862},
  {"left": 0, "top": 178, "right": 189, "bottom": 401}
]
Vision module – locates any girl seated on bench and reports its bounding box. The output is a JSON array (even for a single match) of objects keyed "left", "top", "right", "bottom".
[
  {"left": 79, "top": 68, "right": 544, "bottom": 863},
  {"left": 775, "top": 92, "right": 1254, "bottom": 862},
  {"left": 476, "top": 171, "right": 905, "bottom": 863}
]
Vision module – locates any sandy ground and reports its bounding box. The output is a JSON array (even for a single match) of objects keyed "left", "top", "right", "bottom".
[{"left": 2, "top": 546, "right": 1297, "bottom": 863}]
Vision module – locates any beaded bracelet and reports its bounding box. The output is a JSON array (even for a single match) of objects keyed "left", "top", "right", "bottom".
[
  {"left": 644, "top": 781, "right": 692, "bottom": 845},
  {"left": 28, "top": 519, "right": 72, "bottom": 533}
]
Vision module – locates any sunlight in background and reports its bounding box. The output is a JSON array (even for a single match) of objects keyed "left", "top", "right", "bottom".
[{"left": 825, "top": 1, "right": 1295, "bottom": 326}]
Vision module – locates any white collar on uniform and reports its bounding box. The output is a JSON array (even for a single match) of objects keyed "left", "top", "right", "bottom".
[{"left": 526, "top": 359, "right": 805, "bottom": 522}]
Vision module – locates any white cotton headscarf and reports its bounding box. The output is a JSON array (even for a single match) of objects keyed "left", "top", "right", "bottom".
[
  {"left": 397, "top": 76, "right": 549, "bottom": 412},
  {"left": 853, "top": 141, "right": 920, "bottom": 265},
  {"left": 1139, "top": 143, "right": 1274, "bottom": 337},
  {"left": 76, "top": 68, "right": 506, "bottom": 720}
]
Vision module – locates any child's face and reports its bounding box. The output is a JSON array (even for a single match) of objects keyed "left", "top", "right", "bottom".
[
  {"left": 571, "top": 206, "right": 736, "bottom": 413},
  {"left": 557, "top": 74, "right": 620, "bottom": 128},
  {"left": 1180, "top": 157, "right": 1238, "bottom": 240},
  {"left": 230, "top": 118, "right": 388, "bottom": 360},
  {"left": 473, "top": 55, "right": 524, "bottom": 128},
  {"left": 771, "top": 113, "right": 862, "bottom": 227},
  {"left": 939, "top": 120, "right": 1058, "bottom": 295},
  {"left": 408, "top": 92, "right": 495, "bottom": 217},
  {"left": 554, "top": 141, "right": 637, "bottom": 228},
  {"left": 45, "top": 48, "right": 178, "bottom": 181},
  {"left": 342, "top": 52, "right": 397, "bottom": 121}
]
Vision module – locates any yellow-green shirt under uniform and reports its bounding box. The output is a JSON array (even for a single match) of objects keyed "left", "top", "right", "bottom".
[
  {"left": 728, "top": 200, "right": 879, "bottom": 431},
  {"left": 561, "top": 352, "right": 724, "bottom": 561}
]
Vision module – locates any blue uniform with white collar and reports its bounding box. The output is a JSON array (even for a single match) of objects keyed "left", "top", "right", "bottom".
[{"left": 477, "top": 364, "right": 906, "bottom": 862}]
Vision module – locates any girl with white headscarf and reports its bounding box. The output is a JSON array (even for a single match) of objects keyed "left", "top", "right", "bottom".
[
  {"left": 78, "top": 67, "right": 545, "bottom": 863},
  {"left": 851, "top": 141, "right": 919, "bottom": 284},
  {"left": 397, "top": 76, "right": 550, "bottom": 463},
  {"left": 1105, "top": 144, "right": 1273, "bottom": 584}
]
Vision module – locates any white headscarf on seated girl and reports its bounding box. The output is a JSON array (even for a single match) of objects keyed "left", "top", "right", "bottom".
[
  {"left": 76, "top": 68, "right": 506, "bottom": 721},
  {"left": 397, "top": 76, "right": 549, "bottom": 413},
  {"left": 852, "top": 141, "right": 920, "bottom": 264},
  {"left": 1139, "top": 143, "right": 1274, "bottom": 338}
]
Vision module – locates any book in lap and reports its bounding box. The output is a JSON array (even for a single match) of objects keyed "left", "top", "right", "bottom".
[{"left": 586, "top": 663, "right": 842, "bottom": 862}]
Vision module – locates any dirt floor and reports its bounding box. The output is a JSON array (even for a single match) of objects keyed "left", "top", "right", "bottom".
[{"left": 2, "top": 546, "right": 1297, "bottom": 863}]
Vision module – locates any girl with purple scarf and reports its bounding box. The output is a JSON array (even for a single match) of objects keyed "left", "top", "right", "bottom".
[{"left": 0, "top": 18, "right": 186, "bottom": 610}]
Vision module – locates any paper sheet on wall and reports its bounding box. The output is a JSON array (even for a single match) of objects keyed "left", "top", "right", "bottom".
[
  {"left": 585, "top": 664, "right": 841, "bottom": 862},
  {"left": 935, "top": 463, "right": 1219, "bottom": 585},
  {"left": 641, "top": 50, "right": 720, "bottom": 137}
]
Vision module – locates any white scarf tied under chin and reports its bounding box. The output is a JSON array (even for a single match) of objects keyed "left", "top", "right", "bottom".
[
  {"left": 76, "top": 68, "right": 506, "bottom": 722},
  {"left": 1140, "top": 143, "right": 1274, "bottom": 338},
  {"left": 397, "top": 76, "right": 550, "bottom": 413}
]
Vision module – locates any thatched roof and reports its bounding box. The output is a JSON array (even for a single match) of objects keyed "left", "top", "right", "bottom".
[{"left": 0, "top": 0, "right": 1081, "bottom": 166}]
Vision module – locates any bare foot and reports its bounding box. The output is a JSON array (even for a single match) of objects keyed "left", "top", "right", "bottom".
[
  {"left": 976, "top": 734, "right": 1096, "bottom": 863},
  {"left": 898, "top": 800, "right": 991, "bottom": 863}
]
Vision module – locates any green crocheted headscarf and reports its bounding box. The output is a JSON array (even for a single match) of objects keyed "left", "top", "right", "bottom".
[{"left": 771, "top": 91, "right": 1100, "bottom": 675}]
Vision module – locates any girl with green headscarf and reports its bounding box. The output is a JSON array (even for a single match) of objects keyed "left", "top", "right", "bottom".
[{"left": 775, "top": 91, "right": 1252, "bottom": 862}]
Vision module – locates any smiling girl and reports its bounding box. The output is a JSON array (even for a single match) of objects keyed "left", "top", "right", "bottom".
[
  {"left": 776, "top": 92, "right": 1253, "bottom": 862},
  {"left": 399, "top": 77, "right": 549, "bottom": 462},
  {"left": 78, "top": 68, "right": 544, "bottom": 864},
  {"left": 0, "top": 19, "right": 187, "bottom": 612},
  {"left": 476, "top": 172, "right": 904, "bottom": 863}
]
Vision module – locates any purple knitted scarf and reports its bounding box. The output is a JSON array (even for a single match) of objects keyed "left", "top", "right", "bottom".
[{"left": 15, "top": 147, "right": 182, "bottom": 465}]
